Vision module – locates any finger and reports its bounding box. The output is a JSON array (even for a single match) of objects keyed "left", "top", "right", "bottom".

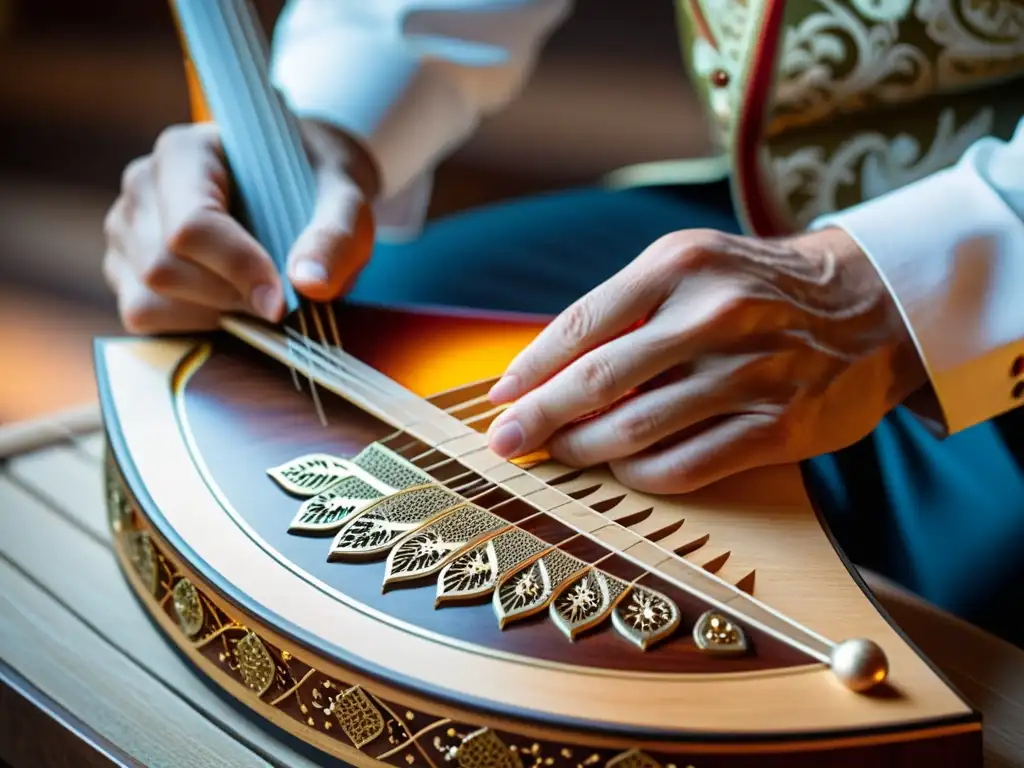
[
  {"left": 140, "top": 252, "right": 249, "bottom": 311},
  {"left": 152, "top": 125, "right": 284, "bottom": 322},
  {"left": 486, "top": 323, "right": 680, "bottom": 459},
  {"left": 488, "top": 258, "right": 669, "bottom": 404},
  {"left": 103, "top": 249, "right": 123, "bottom": 293},
  {"left": 103, "top": 196, "right": 131, "bottom": 256},
  {"left": 547, "top": 365, "right": 738, "bottom": 467},
  {"left": 121, "top": 183, "right": 255, "bottom": 315},
  {"left": 286, "top": 172, "right": 373, "bottom": 302},
  {"left": 609, "top": 413, "right": 784, "bottom": 495},
  {"left": 110, "top": 258, "right": 223, "bottom": 335}
]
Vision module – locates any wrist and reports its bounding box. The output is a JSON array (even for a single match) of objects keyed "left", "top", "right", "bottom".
[{"left": 794, "top": 226, "right": 930, "bottom": 402}]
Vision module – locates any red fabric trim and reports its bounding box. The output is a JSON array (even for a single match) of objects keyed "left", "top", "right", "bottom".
[{"left": 733, "top": 0, "right": 789, "bottom": 237}]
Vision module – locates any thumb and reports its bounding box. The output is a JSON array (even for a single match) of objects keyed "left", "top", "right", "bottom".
[{"left": 287, "top": 174, "right": 375, "bottom": 302}]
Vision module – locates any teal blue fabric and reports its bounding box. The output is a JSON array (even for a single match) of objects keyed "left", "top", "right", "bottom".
[{"left": 350, "top": 181, "right": 1024, "bottom": 648}]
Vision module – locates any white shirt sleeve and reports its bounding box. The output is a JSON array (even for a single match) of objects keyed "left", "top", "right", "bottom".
[
  {"left": 813, "top": 117, "right": 1024, "bottom": 436},
  {"left": 269, "top": 0, "right": 573, "bottom": 237}
]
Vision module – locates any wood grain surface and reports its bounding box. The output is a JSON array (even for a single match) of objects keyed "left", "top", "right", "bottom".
[{"left": 1, "top": 406, "right": 1021, "bottom": 767}]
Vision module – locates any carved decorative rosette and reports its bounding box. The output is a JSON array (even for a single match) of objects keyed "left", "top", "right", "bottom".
[
  {"left": 550, "top": 568, "right": 630, "bottom": 641},
  {"left": 612, "top": 585, "right": 682, "bottom": 651},
  {"left": 436, "top": 528, "right": 548, "bottom": 605}
]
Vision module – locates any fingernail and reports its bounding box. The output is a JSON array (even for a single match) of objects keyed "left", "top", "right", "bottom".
[
  {"left": 251, "top": 284, "right": 280, "bottom": 321},
  {"left": 292, "top": 260, "right": 328, "bottom": 285},
  {"left": 488, "top": 416, "right": 524, "bottom": 457},
  {"left": 488, "top": 374, "right": 520, "bottom": 403}
]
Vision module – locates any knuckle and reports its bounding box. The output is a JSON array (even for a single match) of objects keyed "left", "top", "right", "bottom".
[
  {"left": 690, "top": 228, "right": 731, "bottom": 249},
  {"left": 560, "top": 301, "right": 594, "bottom": 347},
  {"left": 616, "top": 409, "right": 660, "bottom": 447},
  {"left": 153, "top": 123, "right": 196, "bottom": 155},
  {"left": 140, "top": 255, "right": 178, "bottom": 292},
  {"left": 120, "top": 156, "right": 150, "bottom": 193},
  {"left": 674, "top": 242, "right": 715, "bottom": 271},
  {"left": 578, "top": 355, "right": 617, "bottom": 401},
  {"left": 715, "top": 288, "right": 755, "bottom": 322},
  {"left": 659, "top": 229, "right": 730, "bottom": 273},
  {"left": 154, "top": 123, "right": 221, "bottom": 164},
  {"left": 549, "top": 434, "right": 585, "bottom": 467},
  {"left": 609, "top": 461, "right": 668, "bottom": 495},
  {"left": 220, "top": 247, "right": 264, "bottom": 288},
  {"left": 120, "top": 294, "right": 160, "bottom": 334},
  {"left": 165, "top": 208, "right": 214, "bottom": 253}
]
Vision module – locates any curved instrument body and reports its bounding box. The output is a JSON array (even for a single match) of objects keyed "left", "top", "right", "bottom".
[
  {"left": 96, "top": 300, "right": 982, "bottom": 768},
  {"left": 96, "top": 1, "right": 984, "bottom": 764}
]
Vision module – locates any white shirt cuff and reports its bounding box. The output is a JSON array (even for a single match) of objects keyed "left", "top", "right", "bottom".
[
  {"left": 813, "top": 136, "right": 1024, "bottom": 435},
  {"left": 269, "top": 0, "right": 572, "bottom": 238}
]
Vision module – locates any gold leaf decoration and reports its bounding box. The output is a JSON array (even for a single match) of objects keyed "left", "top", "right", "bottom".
[
  {"left": 288, "top": 475, "right": 386, "bottom": 534},
  {"left": 349, "top": 443, "right": 434, "bottom": 490},
  {"left": 267, "top": 453, "right": 355, "bottom": 497},
  {"left": 329, "top": 485, "right": 461, "bottom": 560},
  {"left": 104, "top": 460, "right": 130, "bottom": 534},
  {"left": 436, "top": 528, "right": 548, "bottom": 605},
  {"left": 456, "top": 728, "right": 523, "bottom": 768},
  {"left": 383, "top": 506, "right": 506, "bottom": 587},
  {"left": 611, "top": 584, "right": 680, "bottom": 651},
  {"left": 233, "top": 631, "right": 276, "bottom": 697},
  {"left": 172, "top": 578, "right": 205, "bottom": 637},
  {"left": 126, "top": 531, "right": 157, "bottom": 595},
  {"left": 550, "top": 568, "right": 628, "bottom": 641},
  {"left": 607, "top": 749, "right": 662, "bottom": 768},
  {"left": 437, "top": 539, "right": 498, "bottom": 604},
  {"left": 693, "top": 610, "right": 749, "bottom": 655},
  {"left": 333, "top": 685, "right": 385, "bottom": 749},
  {"left": 493, "top": 549, "right": 586, "bottom": 628}
]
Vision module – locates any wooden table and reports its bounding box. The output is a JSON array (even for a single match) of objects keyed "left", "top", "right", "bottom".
[{"left": 2, "top": 406, "right": 1022, "bottom": 768}]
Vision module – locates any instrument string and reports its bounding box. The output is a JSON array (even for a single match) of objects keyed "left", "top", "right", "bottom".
[
  {"left": 295, "top": 307, "right": 328, "bottom": 426},
  {"left": 172, "top": 2, "right": 862, "bottom": 682},
  {"left": 176, "top": 0, "right": 344, "bottom": 424},
  {"left": 269, "top": 324, "right": 836, "bottom": 661},
  {"left": 230, "top": 0, "right": 348, "bottom": 408},
  {"left": 282, "top": 329, "right": 678, "bottom": 537},
  {"left": 396, "top": 470, "right": 603, "bottom": 571}
]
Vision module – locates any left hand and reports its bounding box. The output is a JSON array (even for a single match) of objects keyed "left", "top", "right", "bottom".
[{"left": 485, "top": 227, "right": 927, "bottom": 494}]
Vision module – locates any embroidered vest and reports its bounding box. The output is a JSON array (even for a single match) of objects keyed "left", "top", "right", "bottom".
[{"left": 671, "top": 0, "right": 1024, "bottom": 236}]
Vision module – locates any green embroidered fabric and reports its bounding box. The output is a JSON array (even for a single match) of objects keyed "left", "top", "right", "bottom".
[{"left": 673, "top": 0, "right": 1024, "bottom": 230}]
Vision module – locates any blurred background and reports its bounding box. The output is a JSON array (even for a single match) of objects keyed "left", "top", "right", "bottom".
[{"left": 0, "top": 0, "right": 713, "bottom": 426}]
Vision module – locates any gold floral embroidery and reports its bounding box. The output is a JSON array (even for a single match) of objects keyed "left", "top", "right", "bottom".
[
  {"left": 675, "top": 0, "right": 1024, "bottom": 228},
  {"left": 767, "top": 106, "right": 994, "bottom": 226}
]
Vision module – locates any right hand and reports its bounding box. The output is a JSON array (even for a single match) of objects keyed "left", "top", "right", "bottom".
[{"left": 103, "top": 119, "right": 379, "bottom": 334}]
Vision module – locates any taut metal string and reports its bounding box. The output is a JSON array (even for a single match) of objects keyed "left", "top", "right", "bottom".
[
  {"left": 268, "top": 323, "right": 837, "bottom": 664},
  {"left": 173, "top": 0, "right": 345, "bottom": 426}
]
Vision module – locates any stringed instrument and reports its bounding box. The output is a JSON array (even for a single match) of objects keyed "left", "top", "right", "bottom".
[{"left": 95, "top": 2, "right": 985, "bottom": 766}]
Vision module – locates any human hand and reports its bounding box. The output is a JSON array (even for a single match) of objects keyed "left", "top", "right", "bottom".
[
  {"left": 102, "top": 119, "right": 378, "bottom": 333},
  {"left": 485, "top": 227, "right": 927, "bottom": 494}
]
